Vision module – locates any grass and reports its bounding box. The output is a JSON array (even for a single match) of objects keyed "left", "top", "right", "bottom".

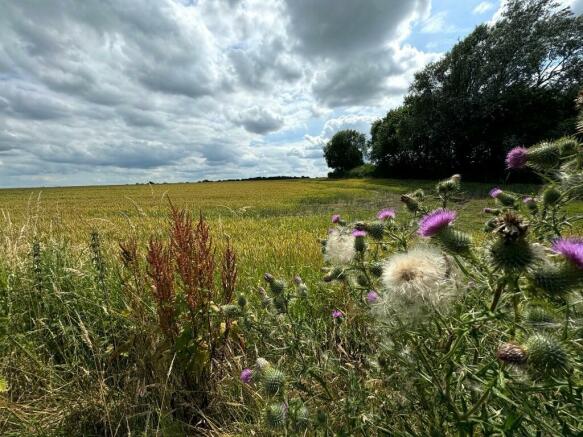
[{"left": 0, "top": 177, "right": 581, "bottom": 435}]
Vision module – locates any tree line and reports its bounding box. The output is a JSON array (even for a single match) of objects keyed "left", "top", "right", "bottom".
[{"left": 323, "top": 0, "right": 583, "bottom": 181}]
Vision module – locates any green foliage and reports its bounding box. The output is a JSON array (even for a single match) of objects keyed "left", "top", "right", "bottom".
[
  {"left": 323, "top": 129, "right": 366, "bottom": 174},
  {"left": 369, "top": 0, "right": 583, "bottom": 180}
]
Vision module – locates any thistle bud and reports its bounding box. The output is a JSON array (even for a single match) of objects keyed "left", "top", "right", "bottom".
[
  {"left": 352, "top": 229, "right": 367, "bottom": 252},
  {"left": 413, "top": 188, "right": 425, "bottom": 199},
  {"left": 262, "top": 367, "right": 286, "bottom": 396},
  {"left": 237, "top": 294, "right": 247, "bottom": 308},
  {"left": 400, "top": 194, "right": 419, "bottom": 212},
  {"left": 530, "top": 264, "right": 580, "bottom": 296},
  {"left": 356, "top": 274, "right": 369, "bottom": 287},
  {"left": 434, "top": 228, "right": 472, "bottom": 254},
  {"left": 525, "top": 334, "right": 571, "bottom": 380},
  {"left": 221, "top": 304, "right": 240, "bottom": 318},
  {"left": 292, "top": 404, "right": 309, "bottom": 431},
  {"left": 265, "top": 403, "right": 287, "bottom": 429},
  {"left": 369, "top": 262, "right": 383, "bottom": 277},
  {"left": 556, "top": 137, "right": 578, "bottom": 156},
  {"left": 496, "top": 342, "right": 527, "bottom": 365},
  {"left": 323, "top": 266, "right": 345, "bottom": 282},
  {"left": 527, "top": 141, "right": 561, "bottom": 169},
  {"left": 542, "top": 187, "right": 561, "bottom": 206},
  {"left": 490, "top": 238, "right": 537, "bottom": 273},
  {"left": 269, "top": 279, "right": 285, "bottom": 294},
  {"left": 365, "top": 221, "right": 385, "bottom": 240},
  {"left": 522, "top": 196, "right": 538, "bottom": 212}
]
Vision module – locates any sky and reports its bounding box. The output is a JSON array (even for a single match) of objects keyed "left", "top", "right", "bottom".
[{"left": 0, "top": 0, "right": 581, "bottom": 188}]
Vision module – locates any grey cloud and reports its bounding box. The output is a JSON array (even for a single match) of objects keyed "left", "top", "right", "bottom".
[
  {"left": 234, "top": 107, "right": 284, "bottom": 134},
  {"left": 283, "top": 0, "right": 430, "bottom": 58},
  {"left": 312, "top": 48, "right": 414, "bottom": 107}
]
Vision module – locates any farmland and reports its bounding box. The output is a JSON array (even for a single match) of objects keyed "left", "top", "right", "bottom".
[
  {"left": 0, "top": 176, "right": 582, "bottom": 435},
  {"left": 2, "top": 177, "right": 574, "bottom": 290}
]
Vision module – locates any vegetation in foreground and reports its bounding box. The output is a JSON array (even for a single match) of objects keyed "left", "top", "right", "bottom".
[{"left": 0, "top": 130, "right": 582, "bottom": 435}]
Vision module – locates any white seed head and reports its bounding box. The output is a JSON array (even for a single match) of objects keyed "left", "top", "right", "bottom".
[
  {"left": 378, "top": 245, "right": 458, "bottom": 319},
  {"left": 324, "top": 228, "right": 356, "bottom": 265}
]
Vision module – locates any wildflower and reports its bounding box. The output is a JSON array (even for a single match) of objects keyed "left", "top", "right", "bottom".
[
  {"left": 366, "top": 290, "right": 379, "bottom": 304},
  {"left": 417, "top": 209, "right": 456, "bottom": 237},
  {"left": 352, "top": 229, "right": 367, "bottom": 252},
  {"left": 523, "top": 196, "right": 537, "bottom": 211},
  {"left": 489, "top": 187, "right": 516, "bottom": 206},
  {"left": 505, "top": 146, "right": 528, "bottom": 169},
  {"left": 332, "top": 309, "right": 343, "bottom": 319},
  {"left": 378, "top": 246, "right": 457, "bottom": 319},
  {"left": 331, "top": 214, "right": 341, "bottom": 224},
  {"left": 377, "top": 208, "right": 396, "bottom": 220},
  {"left": 240, "top": 368, "right": 253, "bottom": 384},
  {"left": 489, "top": 187, "right": 503, "bottom": 198},
  {"left": 324, "top": 229, "right": 355, "bottom": 264},
  {"left": 551, "top": 238, "right": 583, "bottom": 270}
]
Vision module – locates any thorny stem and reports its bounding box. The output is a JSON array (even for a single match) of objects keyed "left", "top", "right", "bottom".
[{"left": 489, "top": 279, "right": 507, "bottom": 312}]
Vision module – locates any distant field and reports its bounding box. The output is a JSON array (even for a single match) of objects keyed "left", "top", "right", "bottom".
[{"left": 1, "top": 178, "right": 581, "bottom": 289}]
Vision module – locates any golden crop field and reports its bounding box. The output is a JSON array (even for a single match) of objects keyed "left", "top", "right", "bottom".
[{"left": 1, "top": 177, "right": 579, "bottom": 291}]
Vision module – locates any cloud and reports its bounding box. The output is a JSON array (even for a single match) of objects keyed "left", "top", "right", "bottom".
[
  {"left": 0, "top": 0, "right": 458, "bottom": 187},
  {"left": 233, "top": 106, "right": 284, "bottom": 134},
  {"left": 283, "top": 0, "right": 430, "bottom": 58},
  {"left": 473, "top": 1, "right": 495, "bottom": 15}
]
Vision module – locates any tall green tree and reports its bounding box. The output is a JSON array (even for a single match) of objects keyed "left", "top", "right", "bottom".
[
  {"left": 323, "top": 129, "right": 366, "bottom": 174},
  {"left": 370, "top": 0, "right": 583, "bottom": 180}
]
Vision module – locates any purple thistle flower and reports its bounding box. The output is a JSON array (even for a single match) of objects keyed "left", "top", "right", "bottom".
[
  {"left": 551, "top": 238, "right": 583, "bottom": 270},
  {"left": 489, "top": 187, "right": 503, "bottom": 198},
  {"left": 352, "top": 229, "right": 367, "bottom": 238},
  {"left": 240, "top": 368, "right": 253, "bottom": 384},
  {"left": 366, "top": 290, "right": 379, "bottom": 303},
  {"left": 332, "top": 309, "right": 343, "bottom": 319},
  {"left": 417, "top": 209, "right": 457, "bottom": 237},
  {"left": 505, "top": 146, "right": 528, "bottom": 169},
  {"left": 377, "top": 208, "right": 396, "bottom": 220},
  {"left": 331, "top": 214, "right": 341, "bottom": 224}
]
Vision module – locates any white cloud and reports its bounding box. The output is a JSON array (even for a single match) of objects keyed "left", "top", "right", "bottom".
[
  {"left": 473, "top": 1, "right": 494, "bottom": 15},
  {"left": 0, "top": 0, "right": 444, "bottom": 187}
]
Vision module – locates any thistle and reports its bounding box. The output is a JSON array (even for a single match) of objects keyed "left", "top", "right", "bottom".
[
  {"left": 530, "top": 264, "right": 581, "bottom": 296},
  {"left": 369, "top": 261, "right": 383, "bottom": 277},
  {"left": 418, "top": 209, "right": 470, "bottom": 253},
  {"left": 262, "top": 367, "right": 286, "bottom": 396},
  {"left": 542, "top": 186, "right": 561, "bottom": 206},
  {"left": 377, "top": 208, "right": 396, "bottom": 221},
  {"left": 352, "top": 229, "right": 367, "bottom": 252},
  {"left": 365, "top": 221, "right": 385, "bottom": 240},
  {"left": 525, "top": 334, "right": 571, "bottom": 380},
  {"left": 489, "top": 187, "right": 516, "bottom": 207},
  {"left": 400, "top": 194, "right": 419, "bottom": 212},
  {"left": 526, "top": 141, "right": 561, "bottom": 170},
  {"left": 523, "top": 196, "right": 538, "bottom": 213},
  {"left": 505, "top": 146, "right": 528, "bottom": 169},
  {"left": 265, "top": 403, "right": 287, "bottom": 429},
  {"left": 551, "top": 238, "right": 583, "bottom": 270},
  {"left": 240, "top": 368, "right": 253, "bottom": 384},
  {"left": 264, "top": 273, "right": 285, "bottom": 294},
  {"left": 221, "top": 304, "right": 241, "bottom": 318}
]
